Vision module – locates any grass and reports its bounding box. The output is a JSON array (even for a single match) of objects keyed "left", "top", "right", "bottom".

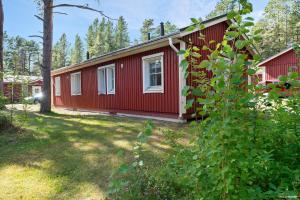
[{"left": 0, "top": 110, "right": 184, "bottom": 200}]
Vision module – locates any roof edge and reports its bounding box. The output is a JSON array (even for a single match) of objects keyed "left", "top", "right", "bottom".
[
  {"left": 51, "top": 14, "right": 229, "bottom": 76},
  {"left": 258, "top": 47, "right": 294, "bottom": 66}
]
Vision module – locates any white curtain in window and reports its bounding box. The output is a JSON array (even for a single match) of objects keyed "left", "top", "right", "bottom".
[
  {"left": 55, "top": 76, "right": 61, "bottom": 96},
  {"left": 71, "top": 73, "right": 81, "bottom": 95},
  {"left": 106, "top": 67, "right": 115, "bottom": 94},
  {"left": 98, "top": 68, "right": 106, "bottom": 94}
]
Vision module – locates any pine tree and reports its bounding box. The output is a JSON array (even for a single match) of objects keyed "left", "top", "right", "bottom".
[
  {"left": 140, "top": 19, "right": 155, "bottom": 42},
  {"left": 115, "top": 16, "right": 130, "bottom": 50},
  {"left": 252, "top": 0, "right": 300, "bottom": 58},
  {"left": 133, "top": 39, "right": 139, "bottom": 45},
  {"left": 52, "top": 33, "right": 70, "bottom": 69},
  {"left": 52, "top": 42, "right": 60, "bottom": 69},
  {"left": 104, "top": 20, "right": 114, "bottom": 53},
  {"left": 3, "top": 35, "right": 40, "bottom": 75},
  {"left": 86, "top": 18, "right": 99, "bottom": 58},
  {"left": 71, "top": 34, "right": 84, "bottom": 65},
  {"left": 206, "top": 0, "right": 239, "bottom": 19},
  {"left": 93, "top": 17, "right": 106, "bottom": 56}
]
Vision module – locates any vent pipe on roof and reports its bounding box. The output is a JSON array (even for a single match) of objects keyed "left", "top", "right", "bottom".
[
  {"left": 86, "top": 51, "right": 90, "bottom": 60},
  {"left": 160, "top": 22, "right": 165, "bottom": 36},
  {"left": 147, "top": 32, "right": 151, "bottom": 41}
]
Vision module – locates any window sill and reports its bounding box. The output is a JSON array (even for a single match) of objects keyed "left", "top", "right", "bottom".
[
  {"left": 71, "top": 93, "right": 82, "bottom": 96},
  {"left": 143, "top": 87, "right": 164, "bottom": 94}
]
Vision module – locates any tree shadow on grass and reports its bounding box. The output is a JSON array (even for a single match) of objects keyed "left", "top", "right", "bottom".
[{"left": 0, "top": 111, "right": 184, "bottom": 199}]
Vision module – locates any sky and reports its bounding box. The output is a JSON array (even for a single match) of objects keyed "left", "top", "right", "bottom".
[{"left": 4, "top": 0, "right": 269, "bottom": 46}]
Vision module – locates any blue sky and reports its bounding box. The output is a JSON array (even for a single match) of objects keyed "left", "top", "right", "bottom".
[{"left": 4, "top": 0, "right": 269, "bottom": 46}]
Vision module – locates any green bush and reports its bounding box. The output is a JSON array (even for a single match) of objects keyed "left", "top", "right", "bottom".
[
  {"left": 0, "top": 94, "right": 8, "bottom": 110},
  {"left": 0, "top": 114, "right": 11, "bottom": 131}
]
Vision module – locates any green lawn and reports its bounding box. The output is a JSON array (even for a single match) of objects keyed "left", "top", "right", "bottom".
[{"left": 0, "top": 110, "right": 182, "bottom": 200}]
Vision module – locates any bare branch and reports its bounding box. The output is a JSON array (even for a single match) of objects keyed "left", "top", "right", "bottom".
[
  {"left": 29, "top": 35, "right": 44, "bottom": 40},
  {"left": 53, "top": 11, "right": 68, "bottom": 15},
  {"left": 34, "top": 14, "right": 44, "bottom": 22},
  {"left": 52, "top": 4, "right": 116, "bottom": 20}
]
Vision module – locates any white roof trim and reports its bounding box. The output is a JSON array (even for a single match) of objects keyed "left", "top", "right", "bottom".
[{"left": 258, "top": 47, "right": 293, "bottom": 66}]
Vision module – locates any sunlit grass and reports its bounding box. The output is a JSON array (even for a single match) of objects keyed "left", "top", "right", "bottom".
[{"left": 0, "top": 110, "right": 184, "bottom": 199}]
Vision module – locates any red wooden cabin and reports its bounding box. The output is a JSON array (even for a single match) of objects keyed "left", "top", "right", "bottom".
[
  {"left": 3, "top": 75, "right": 43, "bottom": 102},
  {"left": 258, "top": 47, "right": 300, "bottom": 85},
  {"left": 51, "top": 15, "right": 255, "bottom": 122}
]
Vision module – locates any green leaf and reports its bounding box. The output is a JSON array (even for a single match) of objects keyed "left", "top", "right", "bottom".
[
  {"left": 191, "top": 18, "right": 199, "bottom": 24},
  {"left": 185, "top": 99, "right": 194, "bottom": 109},
  {"left": 244, "top": 21, "right": 254, "bottom": 27},
  {"left": 185, "top": 25, "right": 195, "bottom": 32},
  {"left": 226, "top": 31, "right": 239, "bottom": 38},
  {"left": 253, "top": 54, "right": 261, "bottom": 62},
  {"left": 178, "top": 50, "right": 186, "bottom": 55},
  {"left": 199, "top": 60, "right": 210, "bottom": 69},
  {"left": 235, "top": 40, "right": 245, "bottom": 49},
  {"left": 247, "top": 68, "right": 256, "bottom": 75},
  {"left": 182, "top": 86, "right": 190, "bottom": 96},
  {"left": 202, "top": 45, "right": 209, "bottom": 51},
  {"left": 192, "top": 46, "right": 200, "bottom": 51},
  {"left": 192, "top": 88, "right": 203, "bottom": 96},
  {"left": 227, "top": 11, "right": 237, "bottom": 19},
  {"left": 180, "top": 59, "right": 189, "bottom": 68},
  {"left": 245, "top": 17, "right": 254, "bottom": 21},
  {"left": 278, "top": 75, "right": 287, "bottom": 82}
]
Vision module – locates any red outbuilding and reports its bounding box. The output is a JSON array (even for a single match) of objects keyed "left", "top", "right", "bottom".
[
  {"left": 3, "top": 75, "right": 43, "bottom": 102},
  {"left": 51, "top": 15, "right": 255, "bottom": 122},
  {"left": 258, "top": 47, "right": 300, "bottom": 85}
]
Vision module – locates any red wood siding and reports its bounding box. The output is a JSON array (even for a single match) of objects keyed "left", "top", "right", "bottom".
[
  {"left": 4, "top": 83, "right": 22, "bottom": 102},
  {"left": 53, "top": 46, "right": 179, "bottom": 116},
  {"left": 263, "top": 50, "right": 300, "bottom": 81},
  {"left": 181, "top": 22, "right": 229, "bottom": 116}
]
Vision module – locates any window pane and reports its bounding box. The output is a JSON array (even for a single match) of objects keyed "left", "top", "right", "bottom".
[
  {"left": 155, "top": 61, "right": 161, "bottom": 73},
  {"left": 98, "top": 69, "right": 106, "bottom": 94},
  {"left": 55, "top": 77, "right": 60, "bottom": 96},
  {"left": 150, "top": 73, "right": 161, "bottom": 86},
  {"left": 71, "top": 73, "right": 81, "bottom": 95},
  {"left": 107, "top": 67, "right": 115, "bottom": 93},
  {"left": 149, "top": 62, "right": 156, "bottom": 73}
]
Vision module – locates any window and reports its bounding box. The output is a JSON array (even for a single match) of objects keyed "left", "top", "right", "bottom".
[
  {"left": 97, "top": 68, "right": 106, "bottom": 94},
  {"left": 142, "top": 52, "right": 164, "bottom": 93},
  {"left": 71, "top": 72, "right": 81, "bottom": 96},
  {"left": 97, "top": 64, "right": 115, "bottom": 95},
  {"left": 106, "top": 66, "right": 115, "bottom": 94},
  {"left": 55, "top": 76, "right": 61, "bottom": 96}
]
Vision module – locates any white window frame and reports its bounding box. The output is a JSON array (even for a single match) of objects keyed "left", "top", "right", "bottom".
[
  {"left": 142, "top": 52, "right": 164, "bottom": 94},
  {"left": 97, "top": 67, "right": 107, "bottom": 95},
  {"left": 55, "top": 76, "right": 61, "bottom": 96},
  {"left": 70, "top": 72, "right": 82, "bottom": 96},
  {"left": 97, "top": 64, "right": 116, "bottom": 95},
  {"left": 106, "top": 64, "right": 116, "bottom": 95}
]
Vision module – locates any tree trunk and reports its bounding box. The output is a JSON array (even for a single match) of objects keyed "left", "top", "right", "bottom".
[
  {"left": 40, "top": 0, "right": 53, "bottom": 113},
  {"left": 0, "top": 0, "right": 4, "bottom": 94}
]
